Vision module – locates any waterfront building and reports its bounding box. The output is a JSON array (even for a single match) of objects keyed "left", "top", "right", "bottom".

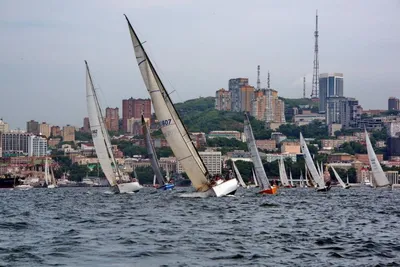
[
  {"left": 1, "top": 132, "right": 31, "bottom": 156},
  {"left": 0, "top": 119, "right": 9, "bottom": 133},
  {"left": 27, "top": 120, "right": 40, "bottom": 135},
  {"left": 319, "top": 73, "right": 344, "bottom": 113},
  {"left": 388, "top": 97, "right": 400, "bottom": 111},
  {"left": 28, "top": 135, "right": 47, "bottom": 156},
  {"left": 62, "top": 125, "right": 75, "bottom": 142},
  {"left": 263, "top": 153, "right": 297, "bottom": 163},
  {"left": 281, "top": 140, "right": 300, "bottom": 154},
  {"left": 39, "top": 122, "right": 51, "bottom": 138},
  {"left": 51, "top": 126, "right": 61, "bottom": 137},
  {"left": 122, "top": 98, "right": 151, "bottom": 132},
  {"left": 255, "top": 139, "right": 276, "bottom": 151},
  {"left": 208, "top": 131, "right": 241, "bottom": 140},
  {"left": 229, "top": 78, "right": 249, "bottom": 112},
  {"left": 215, "top": 88, "right": 231, "bottom": 111},
  {"left": 105, "top": 107, "right": 119, "bottom": 132},
  {"left": 176, "top": 151, "right": 222, "bottom": 175}
]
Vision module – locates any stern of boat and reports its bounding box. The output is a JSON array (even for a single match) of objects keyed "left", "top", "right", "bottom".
[
  {"left": 259, "top": 185, "right": 278, "bottom": 195},
  {"left": 211, "top": 179, "right": 239, "bottom": 197}
]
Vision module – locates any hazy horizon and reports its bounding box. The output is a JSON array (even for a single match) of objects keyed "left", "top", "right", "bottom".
[{"left": 1, "top": 0, "right": 399, "bottom": 129}]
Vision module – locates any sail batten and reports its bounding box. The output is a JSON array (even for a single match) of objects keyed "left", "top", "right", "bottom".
[
  {"left": 365, "top": 129, "right": 390, "bottom": 187},
  {"left": 244, "top": 113, "right": 270, "bottom": 189},
  {"left": 125, "top": 15, "right": 210, "bottom": 191}
]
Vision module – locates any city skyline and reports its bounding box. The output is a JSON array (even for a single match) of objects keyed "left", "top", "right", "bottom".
[{"left": 1, "top": 0, "right": 399, "bottom": 128}]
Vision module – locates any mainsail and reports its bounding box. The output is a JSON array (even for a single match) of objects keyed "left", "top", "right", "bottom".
[
  {"left": 142, "top": 115, "right": 164, "bottom": 185},
  {"left": 85, "top": 61, "right": 118, "bottom": 187},
  {"left": 365, "top": 129, "right": 390, "bottom": 187},
  {"left": 44, "top": 157, "right": 50, "bottom": 186},
  {"left": 299, "top": 133, "right": 325, "bottom": 188},
  {"left": 244, "top": 113, "right": 270, "bottom": 189},
  {"left": 125, "top": 15, "right": 210, "bottom": 192},
  {"left": 232, "top": 161, "right": 246, "bottom": 187},
  {"left": 330, "top": 166, "right": 347, "bottom": 189},
  {"left": 278, "top": 156, "right": 290, "bottom": 186}
]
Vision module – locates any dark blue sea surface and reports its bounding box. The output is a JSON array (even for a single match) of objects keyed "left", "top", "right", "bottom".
[{"left": 1, "top": 186, "right": 400, "bottom": 266}]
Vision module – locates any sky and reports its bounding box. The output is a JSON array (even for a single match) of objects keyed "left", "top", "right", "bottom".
[{"left": 0, "top": 0, "right": 399, "bottom": 129}]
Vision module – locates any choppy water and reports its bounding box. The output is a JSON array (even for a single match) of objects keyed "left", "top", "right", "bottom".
[{"left": 1, "top": 186, "right": 400, "bottom": 267}]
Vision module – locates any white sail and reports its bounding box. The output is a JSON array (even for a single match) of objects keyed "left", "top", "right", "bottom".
[
  {"left": 50, "top": 165, "right": 56, "bottom": 186},
  {"left": 300, "top": 133, "right": 325, "bottom": 188},
  {"left": 278, "top": 156, "right": 290, "bottom": 186},
  {"left": 365, "top": 129, "right": 390, "bottom": 187},
  {"left": 232, "top": 161, "right": 246, "bottom": 187},
  {"left": 252, "top": 168, "right": 259, "bottom": 186},
  {"left": 330, "top": 166, "right": 347, "bottom": 189},
  {"left": 300, "top": 170, "right": 304, "bottom": 187},
  {"left": 142, "top": 115, "right": 164, "bottom": 185},
  {"left": 305, "top": 163, "right": 311, "bottom": 187},
  {"left": 125, "top": 16, "right": 210, "bottom": 192},
  {"left": 165, "top": 163, "right": 170, "bottom": 183},
  {"left": 346, "top": 175, "right": 349, "bottom": 184},
  {"left": 244, "top": 113, "right": 270, "bottom": 189},
  {"left": 44, "top": 157, "right": 49, "bottom": 185},
  {"left": 289, "top": 170, "right": 294, "bottom": 187},
  {"left": 86, "top": 62, "right": 118, "bottom": 187},
  {"left": 153, "top": 174, "right": 156, "bottom": 187}
]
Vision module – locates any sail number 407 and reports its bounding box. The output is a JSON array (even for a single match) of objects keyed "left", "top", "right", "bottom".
[{"left": 160, "top": 119, "right": 172, "bottom": 127}]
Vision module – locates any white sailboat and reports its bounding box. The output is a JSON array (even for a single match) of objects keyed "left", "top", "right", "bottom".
[
  {"left": 289, "top": 170, "right": 294, "bottom": 187},
  {"left": 330, "top": 166, "right": 350, "bottom": 189},
  {"left": 47, "top": 158, "right": 57, "bottom": 188},
  {"left": 85, "top": 61, "right": 142, "bottom": 193},
  {"left": 299, "top": 170, "right": 305, "bottom": 188},
  {"left": 124, "top": 15, "right": 238, "bottom": 197},
  {"left": 232, "top": 161, "right": 247, "bottom": 188},
  {"left": 300, "top": 133, "right": 330, "bottom": 191},
  {"left": 243, "top": 113, "right": 277, "bottom": 194},
  {"left": 278, "top": 156, "right": 290, "bottom": 187},
  {"left": 365, "top": 129, "right": 390, "bottom": 188}
]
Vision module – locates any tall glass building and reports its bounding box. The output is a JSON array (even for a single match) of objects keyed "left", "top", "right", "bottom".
[{"left": 319, "top": 73, "right": 344, "bottom": 113}]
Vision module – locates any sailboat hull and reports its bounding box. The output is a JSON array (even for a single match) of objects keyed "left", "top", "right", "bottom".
[
  {"left": 259, "top": 185, "right": 278, "bottom": 195},
  {"left": 316, "top": 185, "right": 331, "bottom": 192},
  {"left": 158, "top": 183, "right": 175, "bottom": 190},
  {"left": 47, "top": 184, "right": 57, "bottom": 189},
  {"left": 117, "top": 182, "right": 142, "bottom": 193},
  {"left": 211, "top": 179, "right": 239, "bottom": 197}
]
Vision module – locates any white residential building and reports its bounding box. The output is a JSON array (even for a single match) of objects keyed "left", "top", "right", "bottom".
[
  {"left": 177, "top": 151, "right": 222, "bottom": 175},
  {"left": 28, "top": 135, "right": 47, "bottom": 156}
]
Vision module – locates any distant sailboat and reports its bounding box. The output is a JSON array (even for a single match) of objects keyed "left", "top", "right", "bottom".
[
  {"left": 142, "top": 114, "right": 174, "bottom": 190},
  {"left": 232, "top": 161, "right": 247, "bottom": 188},
  {"left": 300, "top": 133, "right": 330, "bottom": 192},
  {"left": 85, "top": 61, "right": 142, "bottom": 193},
  {"left": 330, "top": 166, "right": 350, "bottom": 189},
  {"left": 124, "top": 15, "right": 238, "bottom": 197},
  {"left": 299, "top": 170, "right": 305, "bottom": 188},
  {"left": 365, "top": 129, "right": 390, "bottom": 188},
  {"left": 289, "top": 170, "right": 295, "bottom": 187},
  {"left": 47, "top": 158, "right": 57, "bottom": 188},
  {"left": 244, "top": 113, "right": 277, "bottom": 194},
  {"left": 278, "top": 156, "right": 290, "bottom": 187}
]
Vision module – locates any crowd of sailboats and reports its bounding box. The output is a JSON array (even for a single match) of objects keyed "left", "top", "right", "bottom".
[{"left": 64, "top": 15, "right": 392, "bottom": 196}]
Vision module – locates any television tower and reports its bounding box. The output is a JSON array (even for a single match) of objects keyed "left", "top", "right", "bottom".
[
  {"left": 257, "top": 65, "right": 261, "bottom": 90},
  {"left": 311, "top": 10, "right": 319, "bottom": 99},
  {"left": 303, "top": 76, "right": 306, "bottom": 98},
  {"left": 267, "top": 71, "right": 270, "bottom": 89}
]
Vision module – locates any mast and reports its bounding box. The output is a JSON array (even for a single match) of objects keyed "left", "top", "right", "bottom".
[{"left": 124, "top": 15, "right": 210, "bottom": 191}]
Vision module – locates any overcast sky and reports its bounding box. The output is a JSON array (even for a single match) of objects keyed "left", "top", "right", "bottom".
[{"left": 1, "top": 0, "right": 399, "bottom": 129}]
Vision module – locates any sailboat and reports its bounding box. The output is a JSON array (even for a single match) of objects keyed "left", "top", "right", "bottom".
[
  {"left": 142, "top": 114, "right": 175, "bottom": 190},
  {"left": 85, "top": 61, "right": 142, "bottom": 193},
  {"left": 300, "top": 133, "right": 330, "bottom": 192},
  {"left": 289, "top": 170, "right": 295, "bottom": 187},
  {"left": 47, "top": 158, "right": 57, "bottom": 188},
  {"left": 278, "top": 156, "right": 290, "bottom": 187},
  {"left": 124, "top": 15, "right": 238, "bottom": 197},
  {"left": 365, "top": 129, "right": 390, "bottom": 188},
  {"left": 232, "top": 161, "right": 247, "bottom": 188},
  {"left": 330, "top": 166, "right": 350, "bottom": 189},
  {"left": 244, "top": 113, "right": 277, "bottom": 194},
  {"left": 251, "top": 168, "right": 259, "bottom": 187},
  {"left": 299, "top": 170, "right": 305, "bottom": 188}
]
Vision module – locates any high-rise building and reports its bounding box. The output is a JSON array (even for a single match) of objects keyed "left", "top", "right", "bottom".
[
  {"left": 1, "top": 132, "right": 31, "bottom": 155},
  {"left": 388, "top": 97, "right": 400, "bottom": 111},
  {"left": 229, "top": 78, "right": 249, "bottom": 112},
  {"left": 0, "top": 119, "right": 9, "bottom": 133},
  {"left": 28, "top": 135, "right": 47, "bottom": 156},
  {"left": 83, "top": 117, "right": 90, "bottom": 133},
  {"left": 251, "top": 88, "right": 285, "bottom": 124},
  {"left": 240, "top": 85, "right": 255, "bottom": 112},
  {"left": 105, "top": 107, "right": 119, "bottom": 132},
  {"left": 319, "top": 73, "right": 344, "bottom": 113},
  {"left": 326, "top": 96, "right": 347, "bottom": 125},
  {"left": 339, "top": 98, "right": 361, "bottom": 129},
  {"left": 215, "top": 88, "right": 231, "bottom": 111},
  {"left": 26, "top": 120, "right": 40, "bottom": 135},
  {"left": 251, "top": 90, "right": 265, "bottom": 120},
  {"left": 176, "top": 151, "right": 222, "bottom": 175},
  {"left": 122, "top": 98, "right": 151, "bottom": 132},
  {"left": 62, "top": 125, "right": 75, "bottom": 142},
  {"left": 51, "top": 126, "right": 61, "bottom": 137},
  {"left": 387, "top": 121, "right": 400, "bottom": 137},
  {"left": 39, "top": 122, "right": 50, "bottom": 138},
  {"left": 387, "top": 137, "right": 400, "bottom": 158}
]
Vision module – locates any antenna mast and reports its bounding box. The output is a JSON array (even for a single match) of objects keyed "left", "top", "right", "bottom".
[
  {"left": 257, "top": 65, "right": 260, "bottom": 90},
  {"left": 267, "top": 71, "right": 270, "bottom": 89},
  {"left": 311, "top": 10, "right": 319, "bottom": 99},
  {"left": 303, "top": 76, "right": 306, "bottom": 98}
]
